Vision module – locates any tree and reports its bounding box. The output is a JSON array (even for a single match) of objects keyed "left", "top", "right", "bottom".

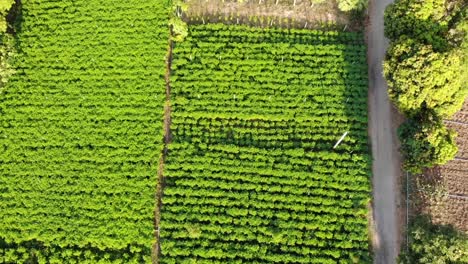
[
  {"left": 384, "top": 0, "right": 467, "bottom": 51},
  {"left": 384, "top": 39, "right": 467, "bottom": 118},
  {"left": 399, "top": 216, "right": 468, "bottom": 264},
  {"left": 336, "top": 0, "right": 367, "bottom": 12},
  {"left": 398, "top": 114, "right": 458, "bottom": 174}
]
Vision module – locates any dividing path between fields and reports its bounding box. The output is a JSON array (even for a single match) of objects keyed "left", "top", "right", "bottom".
[{"left": 366, "top": 0, "right": 403, "bottom": 263}]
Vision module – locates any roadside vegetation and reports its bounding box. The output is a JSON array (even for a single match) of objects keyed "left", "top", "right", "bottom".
[
  {"left": 399, "top": 216, "right": 468, "bottom": 263},
  {"left": 384, "top": 0, "right": 468, "bottom": 174},
  {"left": 384, "top": 0, "right": 468, "bottom": 262}
]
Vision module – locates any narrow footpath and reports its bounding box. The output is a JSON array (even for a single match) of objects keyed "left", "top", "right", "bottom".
[
  {"left": 366, "top": 0, "right": 403, "bottom": 263},
  {"left": 153, "top": 38, "right": 173, "bottom": 264}
]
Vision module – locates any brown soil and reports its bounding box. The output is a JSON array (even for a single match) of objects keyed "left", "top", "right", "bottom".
[
  {"left": 183, "top": 0, "right": 362, "bottom": 31},
  {"left": 415, "top": 98, "right": 468, "bottom": 233}
]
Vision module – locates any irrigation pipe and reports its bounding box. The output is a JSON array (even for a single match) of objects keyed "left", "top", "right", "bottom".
[
  {"left": 443, "top": 120, "right": 468, "bottom": 126},
  {"left": 447, "top": 194, "right": 468, "bottom": 200}
]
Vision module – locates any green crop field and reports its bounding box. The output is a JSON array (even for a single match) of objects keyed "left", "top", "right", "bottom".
[
  {"left": 0, "top": 0, "right": 169, "bottom": 262},
  {"left": 160, "top": 24, "right": 371, "bottom": 263},
  {"left": 0, "top": 1, "right": 373, "bottom": 262}
]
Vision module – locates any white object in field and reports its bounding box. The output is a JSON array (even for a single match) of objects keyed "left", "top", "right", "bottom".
[{"left": 333, "top": 131, "right": 349, "bottom": 149}]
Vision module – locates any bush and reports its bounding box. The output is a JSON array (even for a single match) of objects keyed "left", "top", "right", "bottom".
[
  {"left": 398, "top": 114, "right": 458, "bottom": 174},
  {"left": 0, "top": 0, "right": 14, "bottom": 32},
  {"left": 169, "top": 17, "right": 188, "bottom": 42},
  {"left": 384, "top": 38, "right": 466, "bottom": 118},
  {"left": 399, "top": 216, "right": 468, "bottom": 264},
  {"left": 0, "top": 34, "right": 16, "bottom": 87},
  {"left": 336, "top": 0, "right": 367, "bottom": 12},
  {"left": 169, "top": 0, "right": 188, "bottom": 42}
]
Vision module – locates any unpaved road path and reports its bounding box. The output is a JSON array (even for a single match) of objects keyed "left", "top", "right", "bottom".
[{"left": 366, "top": 0, "right": 403, "bottom": 263}]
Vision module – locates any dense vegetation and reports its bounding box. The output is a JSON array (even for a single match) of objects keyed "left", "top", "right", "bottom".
[
  {"left": 385, "top": 0, "right": 468, "bottom": 262},
  {"left": 399, "top": 216, "right": 468, "bottom": 264},
  {"left": 0, "top": 0, "right": 169, "bottom": 262},
  {"left": 0, "top": 0, "right": 14, "bottom": 32},
  {"left": 384, "top": 0, "right": 468, "bottom": 173},
  {"left": 0, "top": 0, "right": 15, "bottom": 88},
  {"left": 336, "top": 0, "right": 367, "bottom": 12},
  {"left": 159, "top": 24, "right": 371, "bottom": 263}
]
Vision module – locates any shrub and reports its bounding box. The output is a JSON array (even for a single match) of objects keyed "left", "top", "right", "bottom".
[
  {"left": 0, "top": 0, "right": 14, "bottom": 32},
  {"left": 398, "top": 114, "right": 458, "bottom": 174},
  {"left": 399, "top": 216, "right": 468, "bottom": 263},
  {"left": 336, "top": 0, "right": 367, "bottom": 12}
]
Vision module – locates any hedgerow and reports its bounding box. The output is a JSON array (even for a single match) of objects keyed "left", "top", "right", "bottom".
[{"left": 384, "top": 0, "right": 468, "bottom": 173}]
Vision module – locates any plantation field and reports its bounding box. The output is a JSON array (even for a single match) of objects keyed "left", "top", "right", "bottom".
[
  {"left": 0, "top": 0, "right": 169, "bottom": 262},
  {"left": 160, "top": 24, "right": 371, "bottom": 263}
]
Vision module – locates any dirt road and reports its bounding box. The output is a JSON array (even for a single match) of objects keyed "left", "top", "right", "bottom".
[{"left": 366, "top": 0, "right": 403, "bottom": 263}]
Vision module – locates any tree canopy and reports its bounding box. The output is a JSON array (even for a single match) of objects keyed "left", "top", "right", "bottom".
[
  {"left": 384, "top": 39, "right": 467, "bottom": 118},
  {"left": 398, "top": 114, "right": 458, "bottom": 174},
  {"left": 384, "top": 0, "right": 466, "bottom": 51}
]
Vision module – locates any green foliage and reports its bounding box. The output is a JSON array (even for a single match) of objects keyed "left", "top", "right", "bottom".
[
  {"left": 0, "top": 34, "right": 15, "bottom": 88},
  {"left": 169, "top": 17, "right": 188, "bottom": 42},
  {"left": 452, "top": 9, "right": 468, "bottom": 83},
  {"left": 384, "top": 0, "right": 468, "bottom": 51},
  {"left": 399, "top": 216, "right": 468, "bottom": 264},
  {"left": 0, "top": 0, "right": 14, "bottom": 32},
  {"left": 384, "top": 0, "right": 447, "bottom": 47},
  {"left": 160, "top": 24, "right": 371, "bottom": 263},
  {"left": 336, "top": 0, "right": 367, "bottom": 12},
  {"left": 384, "top": 0, "right": 468, "bottom": 172},
  {"left": 0, "top": 0, "right": 14, "bottom": 12},
  {"left": 170, "top": 0, "right": 188, "bottom": 42},
  {"left": 0, "top": 0, "right": 15, "bottom": 85},
  {"left": 0, "top": 0, "right": 170, "bottom": 261},
  {"left": 398, "top": 114, "right": 458, "bottom": 174},
  {"left": 384, "top": 39, "right": 467, "bottom": 118}
]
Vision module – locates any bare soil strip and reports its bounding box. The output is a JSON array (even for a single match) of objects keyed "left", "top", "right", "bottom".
[
  {"left": 184, "top": 0, "right": 362, "bottom": 30},
  {"left": 153, "top": 38, "right": 174, "bottom": 264}
]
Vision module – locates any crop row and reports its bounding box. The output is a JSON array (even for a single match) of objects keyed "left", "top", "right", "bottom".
[
  {"left": 159, "top": 24, "right": 370, "bottom": 263},
  {"left": 0, "top": 0, "right": 170, "bottom": 262}
]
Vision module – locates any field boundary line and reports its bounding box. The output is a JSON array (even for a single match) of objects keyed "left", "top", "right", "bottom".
[
  {"left": 444, "top": 119, "right": 468, "bottom": 126},
  {"left": 153, "top": 32, "right": 174, "bottom": 264}
]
